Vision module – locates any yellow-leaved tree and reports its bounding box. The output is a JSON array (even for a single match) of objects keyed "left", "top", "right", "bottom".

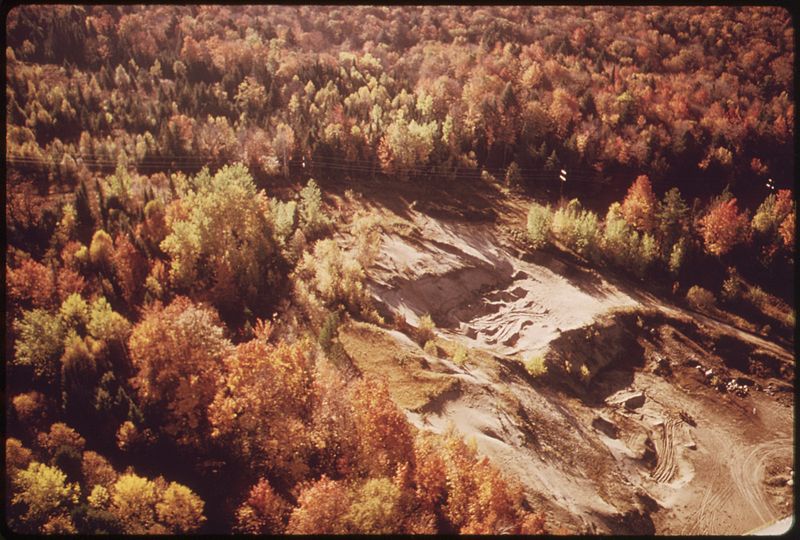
[{"left": 159, "top": 163, "right": 279, "bottom": 317}]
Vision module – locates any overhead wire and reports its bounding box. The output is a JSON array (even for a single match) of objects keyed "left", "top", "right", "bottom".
[{"left": 5, "top": 151, "right": 679, "bottom": 187}]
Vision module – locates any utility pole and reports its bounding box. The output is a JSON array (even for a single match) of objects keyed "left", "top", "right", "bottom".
[{"left": 559, "top": 168, "right": 567, "bottom": 202}]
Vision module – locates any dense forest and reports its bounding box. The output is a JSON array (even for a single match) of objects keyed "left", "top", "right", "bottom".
[{"left": 4, "top": 5, "right": 795, "bottom": 535}]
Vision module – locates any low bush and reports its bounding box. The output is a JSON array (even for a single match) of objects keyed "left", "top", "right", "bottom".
[
  {"left": 720, "top": 267, "right": 743, "bottom": 303},
  {"left": 416, "top": 314, "right": 436, "bottom": 346},
  {"left": 579, "top": 364, "right": 591, "bottom": 383},
  {"left": 526, "top": 203, "right": 552, "bottom": 250},
  {"left": 686, "top": 285, "right": 715, "bottom": 311},
  {"left": 423, "top": 340, "right": 438, "bottom": 356},
  {"left": 451, "top": 344, "right": 468, "bottom": 366},
  {"left": 318, "top": 311, "right": 341, "bottom": 353},
  {"left": 524, "top": 355, "right": 547, "bottom": 378}
]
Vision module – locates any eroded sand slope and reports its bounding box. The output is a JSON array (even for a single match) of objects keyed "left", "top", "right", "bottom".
[{"left": 342, "top": 205, "right": 793, "bottom": 534}]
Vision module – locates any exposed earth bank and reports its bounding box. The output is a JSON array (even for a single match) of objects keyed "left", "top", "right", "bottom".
[{"left": 336, "top": 196, "right": 794, "bottom": 534}]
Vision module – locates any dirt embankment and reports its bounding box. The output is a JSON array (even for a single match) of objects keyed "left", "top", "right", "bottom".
[
  {"left": 339, "top": 202, "right": 794, "bottom": 534},
  {"left": 368, "top": 210, "right": 639, "bottom": 357}
]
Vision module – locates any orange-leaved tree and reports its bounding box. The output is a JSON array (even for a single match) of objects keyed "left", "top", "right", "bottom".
[
  {"left": 286, "top": 475, "right": 352, "bottom": 534},
  {"left": 128, "top": 297, "right": 232, "bottom": 447},
  {"left": 779, "top": 209, "right": 794, "bottom": 250},
  {"left": 207, "top": 338, "right": 315, "bottom": 483},
  {"left": 620, "top": 175, "right": 657, "bottom": 233},
  {"left": 699, "top": 197, "right": 750, "bottom": 256},
  {"left": 347, "top": 377, "right": 414, "bottom": 479},
  {"left": 234, "top": 478, "right": 291, "bottom": 534}
]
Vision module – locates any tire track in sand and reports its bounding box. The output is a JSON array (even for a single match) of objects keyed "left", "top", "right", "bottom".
[
  {"left": 730, "top": 437, "right": 793, "bottom": 527},
  {"left": 651, "top": 416, "right": 678, "bottom": 483}
]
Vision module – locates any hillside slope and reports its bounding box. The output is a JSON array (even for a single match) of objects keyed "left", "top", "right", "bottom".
[{"left": 335, "top": 192, "right": 794, "bottom": 534}]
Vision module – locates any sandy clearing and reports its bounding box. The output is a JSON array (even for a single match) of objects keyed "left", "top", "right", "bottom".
[
  {"left": 355, "top": 206, "right": 793, "bottom": 534},
  {"left": 370, "top": 210, "right": 639, "bottom": 357}
]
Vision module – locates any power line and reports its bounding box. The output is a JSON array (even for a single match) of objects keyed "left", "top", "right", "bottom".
[{"left": 4, "top": 152, "right": 746, "bottom": 189}]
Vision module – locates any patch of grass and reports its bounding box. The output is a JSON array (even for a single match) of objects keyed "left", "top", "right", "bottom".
[{"left": 338, "top": 321, "right": 456, "bottom": 411}]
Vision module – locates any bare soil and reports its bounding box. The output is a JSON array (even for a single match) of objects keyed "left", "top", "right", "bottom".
[{"left": 332, "top": 189, "right": 794, "bottom": 534}]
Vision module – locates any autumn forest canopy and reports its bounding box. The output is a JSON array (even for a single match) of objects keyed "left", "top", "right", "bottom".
[{"left": 3, "top": 4, "right": 796, "bottom": 535}]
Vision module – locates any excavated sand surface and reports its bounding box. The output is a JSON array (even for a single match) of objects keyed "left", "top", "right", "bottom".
[
  {"left": 352, "top": 206, "right": 793, "bottom": 534},
  {"left": 370, "top": 210, "right": 638, "bottom": 357}
]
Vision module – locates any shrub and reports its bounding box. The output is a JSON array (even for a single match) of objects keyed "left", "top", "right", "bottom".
[
  {"left": 686, "top": 285, "right": 715, "bottom": 311},
  {"left": 351, "top": 212, "right": 383, "bottom": 269},
  {"left": 423, "top": 340, "right": 438, "bottom": 356},
  {"left": 416, "top": 314, "right": 436, "bottom": 345},
  {"left": 720, "top": 267, "right": 743, "bottom": 303},
  {"left": 451, "top": 344, "right": 468, "bottom": 366},
  {"left": 318, "top": 311, "right": 341, "bottom": 353},
  {"left": 579, "top": 364, "right": 591, "bottom": 383},
  {"left": 743, "top": 285, "right": 775, "bottom": 316},
  {"left": 524, "top": 355, "right": 548, "bottom": 378},
  {"left": 505, "top": 162, "right": 522, "bottom": 188},
  {"left": 526, "top": 203, "right": 552, "bottom": 249}
]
